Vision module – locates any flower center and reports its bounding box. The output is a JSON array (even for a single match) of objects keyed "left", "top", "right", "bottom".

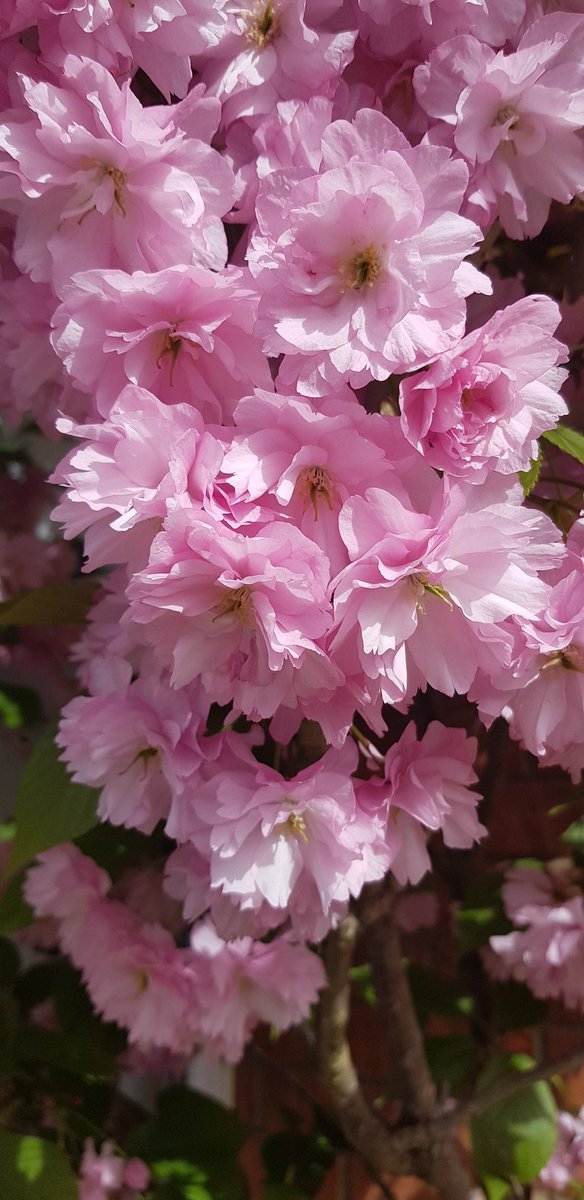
[
  {"left": 105, "top": 165, "right": 127, "bottom": 216},
  {"left": 542, "top": 644, "right": 583, "bottom": 673},
  {"left": 156, "top": 326, "right": 182, "bottom": 383},
  {"left": 493, "top": 104, "right": 519, "bottom": 132},
  {"left": 244, "top": 1, "right": 280, "bottom": 46},
  {"left": 296, "top": 466, "right": 336, "bottom": 520},
  {"left": 213, "top": 584, "right": 254, "bottom": 626},
  {"left": 121, "top": 745, "right": 159, "bottom": 776},
  {"left": 340, "top": 244, "right": 382, "bottom": 292},
  {"left": 410, "top": 573, "right": 453, "bottom": 614}
]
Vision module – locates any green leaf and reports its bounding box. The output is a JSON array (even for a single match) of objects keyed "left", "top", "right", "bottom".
[
  {"left": 9, "top": 727, "right": 98, "bottom": 872},
  {"left": 408, "top": 963, "right": 474, "bottom": 1022},
  {"left": 0, "top": 935, "right": 20, "bottom": 985},
  {"left": 151, "top": 1159, "right": 214, "bottom": 1200},
  {"left": 542, "top": 425, "right": 584, "bottom": 466},
  {"left": 0, "top": 869, "right": 34, "bottom": 934},
  {"left": 425, "top": 1035, "right": 480, "bottom": 1097},
  {"left": 0, "top": 685, "right": 42, "bottom": 729},
  {"left": 562, "top": 816, "right": 584, "bottom": 850},
  {"left": 490, "top": 980, "right": 547, "bottom": 1032},
  {"left": 14, "top": 960, "right": 125, "bottom": 1076},
  {"left": 349, "top": 963, "right": 376, "bottom": 1006},
  {"left": 482, "top": 1175, "right": 511, "bottom": 1200},
  {"left": 471, "top": 1053, "right": 557, "bottom": 1189},
  {"left": 261, "top": 1131, "right": 333, "bottom": 1198},
  {"left": 0, "top": 578, "right": 98, "bottom": 628},
  {"left": 75, "top": 823, "right": 158, "bottom": 882},
  {"left": 126, "top": 1086, "right": 247, "bottom": 1200},
  {"left": 518, "top": 451, "right": 542, "bottom": 497},
  {"left": 13, "top": 1024, "right": 121, "bottom": 1080},
  {"left": 0, "top": 1131, "right": 77, "bottom": 1199},
  {"left": 455, "top": 874, "right": 511, "bottom": 955},
  {"left": 0, "top": 989, "right": 19, "bottom": 1074}
]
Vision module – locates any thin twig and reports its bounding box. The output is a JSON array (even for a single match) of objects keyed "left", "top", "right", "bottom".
[{"left": 442, "top": 1046, "right": 584, "bottom": 1128}]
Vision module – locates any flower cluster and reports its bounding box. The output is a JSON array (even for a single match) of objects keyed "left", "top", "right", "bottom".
[
  {"left": 488, "top": 862, "right": 584, "bottom": 1011},
  {"left": 1, "top": 0, "right": 581, "bottom": 1062}
]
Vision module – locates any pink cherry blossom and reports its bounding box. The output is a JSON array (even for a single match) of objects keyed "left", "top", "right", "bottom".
[
  {"left": 357, "top": 721, "right": 483, "bottom": 885},
  {"left": 184, "top": 741, "right": 390, "bottom": 939},
  {"left": 0, "top": 57, "right": 234, "bottom": 286},
  {"left": 0, "top": 273, "right": 86, "bottom": 433},
  {"left": 57, "top": 671, "right": 209, "bottom": 833},
  {"left": 489, "top": 863, "right": 584, "bottom": 1012},
  {"left": 195, "top": 0, "right": 356, "bottom": 127},
  {"left": 414, "top": 13, "right": 584, "bottom": 237},
  {"left": 248, "top": 106, "right": 489, "bottom": 395},
  {"left": 79, "top": 1140, "right": 149, "bottom": 1200},
  {"left": 51, "top": 264, "right": 271, "bottom": 422},
  {"left": 222, "top": 389, "right": 422, "bottom": 574},
  {"left": 539, "top": 1109, "right": 584, "bottom": 1192},
  {"left": 330, "top": 475, "right": 561, "bottom": 707},
  {"left": 189, "top": 920, "right": 325, "bottom": 1062},
  {"left": 35, "top": 0, "right": 229, "bottom": 101},
  {"left": 51, "top": 385, "right": 223, "bottom": 570},
  {"left": 399, "top": 294, "right": 568, "bottom": 480},
  {"left": 126, "top": 507, "right": 338, "bottom": 720}
]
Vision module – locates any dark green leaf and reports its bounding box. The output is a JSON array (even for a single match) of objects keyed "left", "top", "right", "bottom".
[
  {"left": 126, "top": 1086, "right": 247, "bottom": 1200},
  {"left": 262, "top": 1131, "right": 333, "bottom": 1198},
  {"left": 0, "top": 869, "right": 34, "bottom": 934},
  {"left": 151, "top": 1159, "right": 214, "bottom": 1200},
  {"left": 0, "top": 685, "right": 42, "bottom": 728},
  {"left": 75, "top": 823, "right": 158, "bottom": 882},
  {"left": 518, "top": 452, "right": 542, "bottom": 497},
  {"left": 0, "top": 935, "right": 20, "bottom": 985},
  {"left": 562, "top": 816, "right": 584, "bottom": 850},
  {"left": 425, "top": 1035, "right": 480, "bottom": 1096},
  {"left": 455, "top": 874, "right": 511, "bottom": 955},
  {"left": 408, "top": 964, "right": 474, "bottom": 1022},
  {"left": 0, "top": 990, "right": 19, "bottom": 1074},
  {"left": 490, "top": 980, "right": 547, "bottom": 1032},
  {"left": 542, "top": 425, "right": 584, "bottom": 466},
  {"left": 9, "top": 727, "right": 98, "bottom": 872},
  {"left": 349, "top": 963, "right": 376, "bottom": 1006},
  {"left": 14, "top": 1024, "right": 120, "bottom": 1080},
  {"left": 0, "top": 1130, "right": 77, "bottom": 1199},
  {"left": 471, "top": 1053, "right": 557, "bottom": 1188},
  {"left": 0, "top": 579, "right": 98, "bottom": 628}
]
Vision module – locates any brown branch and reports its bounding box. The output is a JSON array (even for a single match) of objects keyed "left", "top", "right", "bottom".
[
  {"left": 361, "top": 882, "right": 474, "bottom": 1200},
  {"left": 317, "top": 914, "right": 412, "bottom": 1180},
  {"left": 366, "top": 892, "right": 436, "bottom": 1122},
  {"left": 443, "top": 1046, "right": 584, "bottom": 1129}
]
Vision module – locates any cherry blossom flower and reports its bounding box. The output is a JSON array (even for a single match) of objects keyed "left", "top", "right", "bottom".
[
  {"left": 357, "top": 721, "right": 483, "bottom": 884},
  {"left": 51, "top": 264, "right": 271, "bottom": 422},
  {"left": 399, "top": 294, "right": 568, "bottom": 480},
  {"left": 248, "top": 106, "right": 489, "bottom": 395},
  {"left": 189, "top": 920, "right": 325, "bottom": 1062},
  {"left": 414, "top": 12, "right": 584, "bottom": 237},
  {"left": 57, "top": 670, "right": 210, "bottom": 833},
  {"left": 330, "top": 475, "right": 561, "bottom": 707},
  {"left": 0, "top": 58, "right": 234, "bottom": 286},
  {"left": 126, "top": 508, "right": 338, "bottom": 720}
]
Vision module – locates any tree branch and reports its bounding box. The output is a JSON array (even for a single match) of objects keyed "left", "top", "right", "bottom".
[
  {"left": 317, "top": 914, "right": 412, "bottom": 1180},
  {"left": 443, "top": 1046, "right": 584, "bottom": 1128},
  {"left": 361, "top": 884, "right": 474, "bottom": 1200}
]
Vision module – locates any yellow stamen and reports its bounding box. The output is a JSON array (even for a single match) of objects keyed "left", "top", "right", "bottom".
[
  {"left": 244, "top": 1, "right": 280, "bottom": 46},
  {"left": 340, "top": 244, "right": 382, "bottom": 292}
]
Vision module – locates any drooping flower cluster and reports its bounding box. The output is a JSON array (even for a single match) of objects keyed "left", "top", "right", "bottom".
[
  {"left": 0, "top": 0, "right": 581, "bottom": 1064},
  {"left": 488, "top": 862, "right": 584, "bottom": 1011}
]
